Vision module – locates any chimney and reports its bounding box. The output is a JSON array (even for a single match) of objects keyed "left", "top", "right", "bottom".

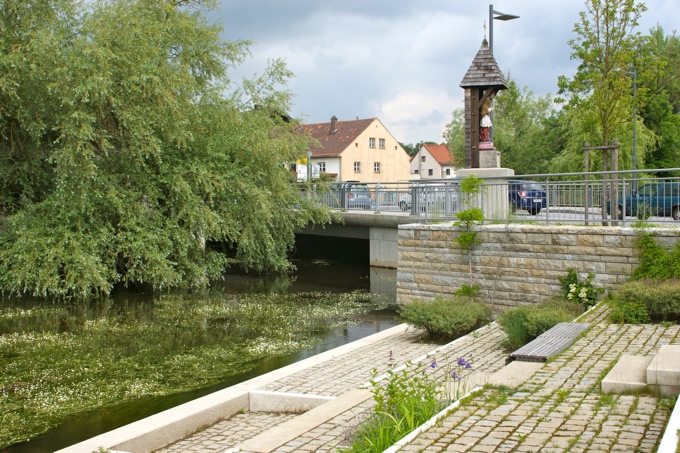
[{"left": 330, "top": 116, "right": 338, "bottom": 134}]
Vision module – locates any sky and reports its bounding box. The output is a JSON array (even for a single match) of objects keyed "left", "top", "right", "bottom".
[{"left": 215, "top": 1, "right": 679, "bottom": 145}]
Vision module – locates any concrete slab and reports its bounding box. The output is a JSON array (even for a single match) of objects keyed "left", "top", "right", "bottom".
[
  {"left": 249, "top": 390, "right": 334, "bottom": 413},
  {"left": 487, "top": 361, "right": 544, "bottom": 388},
  {"left": 601, "top": 355, "right": 652, "bottom": 394},
  {"left": 647, "top": 345, "right": 680, "bottom": 388},
  {"left": 238, "top": 389, "right": 372, "bottom": 453}
]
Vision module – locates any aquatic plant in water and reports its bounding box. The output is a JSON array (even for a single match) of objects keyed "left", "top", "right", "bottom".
[{"left": 0, "top": 290, "right": 390, "bottom": 448}]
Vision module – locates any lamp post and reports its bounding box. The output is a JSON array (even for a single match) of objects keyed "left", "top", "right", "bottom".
[
  {"left": 631, "top": 66, "right": 637, "bottom": 190},
  {"left": 488, "top": 5, "right": 519, "bottom": 142}
]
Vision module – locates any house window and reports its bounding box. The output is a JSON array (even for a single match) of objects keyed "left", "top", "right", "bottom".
[
  {"left": 318, "top": 162, "right": 326, "bottom": 172},
  {"left": 379, "top": 138, "right": 385, "bottom": 149},
  {"left": 374, "top": 162, "right": 381, "bottom": 173},
  {"left": 428, "top": 169, "right": 434, "bottom": 176},
  {"left": 369, "top": 138, "right": 376, "bottom": 149},
  {"left": 414, "top": 169, "right": 419, "bottom": 174},
  {"left": 354, "top": 161, "right": 361, "bottom": 172},
  {"left": 421, "top": 156, "right": 426, "bottom": 162},
  {"left": 445, "top": 168, "right": 451, "bottom": 176}
]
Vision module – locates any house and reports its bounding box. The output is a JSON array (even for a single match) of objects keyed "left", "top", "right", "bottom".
[
  {"left": 299, "top": 116, "right": 411, "bottom": 183},
  {"left": 409, "top": 143, "right": 456, "bottom": 179}
]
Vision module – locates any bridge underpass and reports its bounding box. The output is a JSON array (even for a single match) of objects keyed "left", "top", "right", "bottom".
[{"left": 296, "top": 211, "right": 418, "bottom": 269}]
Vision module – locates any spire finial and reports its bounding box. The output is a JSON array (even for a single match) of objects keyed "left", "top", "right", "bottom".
[{"left": 482, "top": 20, "right": 488, "bottom": 47}]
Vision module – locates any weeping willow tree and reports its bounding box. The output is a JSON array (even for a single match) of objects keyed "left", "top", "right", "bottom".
[{"left": 0, "top": 0, "right": 330, "bottom": 299}]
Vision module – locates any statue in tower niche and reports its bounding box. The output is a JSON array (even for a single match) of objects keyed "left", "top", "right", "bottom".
[
  {"left": 479, "top": 97, "right": 493, "bottom": 142},
  {"left": 460, "top": 38, "right": 507, "bottom": 168}
]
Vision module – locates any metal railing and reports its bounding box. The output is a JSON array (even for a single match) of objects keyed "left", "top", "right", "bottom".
[{"left": 301, "top": 168, "right": 680, "bottom": 226}]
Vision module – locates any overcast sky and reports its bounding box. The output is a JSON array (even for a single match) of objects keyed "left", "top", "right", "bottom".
[{"left": 215, "top": 1, "right": 679, "bottom": 145}]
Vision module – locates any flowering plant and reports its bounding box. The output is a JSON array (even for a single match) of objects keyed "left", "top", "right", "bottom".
[{"left": 558, "top": 268, "right": 603, "bottom": 309}]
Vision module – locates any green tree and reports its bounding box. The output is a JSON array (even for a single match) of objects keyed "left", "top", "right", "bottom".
[
  {"left": 443, "top": 107, "right": 465, "bottom": 169},
  {"left": 636, "top": 27, "right": 680, "bottom": 174},
  {"left": 556, "top": 0, "right": 649, "bottom": 170},
  {"left": 0, "top": 0, "right": 330, "bottom": 299}
]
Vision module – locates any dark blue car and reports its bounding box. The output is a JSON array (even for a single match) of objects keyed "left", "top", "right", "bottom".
[{"left": 509, "top": 180, "right": 547, "bottom": 215}]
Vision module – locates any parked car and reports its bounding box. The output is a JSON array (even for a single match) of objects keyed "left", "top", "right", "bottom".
[
  {"left": 328, "top": 182, "right": 374, "bottom": 210},
  {"left": 607, "top": 181, "right": 680, "bottom": 220},
  {"left": 398, "top": 183, "right": 459, "bottom": 212},
  {"left": 508, "top": 180, "right": 547, "bottom": 215}
]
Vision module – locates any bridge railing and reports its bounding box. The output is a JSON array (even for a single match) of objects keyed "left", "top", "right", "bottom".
[{"left": 299, "top": 168, "right": 680, "bottom": 226}]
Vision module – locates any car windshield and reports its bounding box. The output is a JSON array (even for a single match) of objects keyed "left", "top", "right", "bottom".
[
  {"left": 522, "top": 183, "right": 544, "bottom": 191},
  {"left": 637, "top": 184, "right": 656, "bottom": 196}
]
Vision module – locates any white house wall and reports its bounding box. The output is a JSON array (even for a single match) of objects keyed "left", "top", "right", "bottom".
[{"left": 340, "top": 119, "right": 411, "bottom": 183}]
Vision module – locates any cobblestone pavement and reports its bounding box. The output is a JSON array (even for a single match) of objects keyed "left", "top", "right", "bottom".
[
  {"left": 158, "top": 305, "right": 680, "bottom": 453},
  {"left": 401, "top": 306, "right": 680, "bottom": 453}
]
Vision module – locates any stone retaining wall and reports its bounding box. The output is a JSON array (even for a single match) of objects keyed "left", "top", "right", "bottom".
[{"left": 397, "top": 223, "right": 680, "bottom": 311}]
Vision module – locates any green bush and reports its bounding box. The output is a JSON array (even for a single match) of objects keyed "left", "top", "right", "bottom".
[
  {"left": 608, "top": 296, "right": 651, "bottom": 324},
  {"left": 399, "top": 297, "right": 492, "bottom": 342},
  {"left": 615, "top": 279, "right": 680, "bottom": 323},
  {"left": 632, "top": 231, "right": 680, "bottom": 280},
  {"left": 497, "top": 299, "right": 583, "bottom": 350}
]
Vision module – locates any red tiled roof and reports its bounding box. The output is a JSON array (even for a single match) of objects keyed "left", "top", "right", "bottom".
[
  {"left": 299, "top": 118, "right": 376, "bottom": 157},
  {"left": 423, "top": 143, "right": 454, "bottom": 166}
]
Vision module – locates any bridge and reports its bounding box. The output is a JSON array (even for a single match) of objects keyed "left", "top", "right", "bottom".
[
  {"left": 297, "top": 210, "right": 415, "bottom": 268},
  {"left": 296, "top": 169, "right": 680, "bottom": 268}
]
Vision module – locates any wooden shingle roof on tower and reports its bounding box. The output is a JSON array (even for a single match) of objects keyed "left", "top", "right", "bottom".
[{"left": 460, "top": 39, "right": 508, "bottom": 89}]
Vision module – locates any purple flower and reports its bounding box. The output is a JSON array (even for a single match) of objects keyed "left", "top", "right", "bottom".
[
  {"left": 451, "top": 371, "right": 460, "bottom": 381},
  {"left": 430, "top": 359, "right": 437, "bottom": 369},
  {"left": 457, "top": 357, "right": 467, "bottom": 367}
]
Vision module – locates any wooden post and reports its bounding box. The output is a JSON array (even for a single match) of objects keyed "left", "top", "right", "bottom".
[{"left": 584, "top": 143, "right": 589, "bottom": 226}]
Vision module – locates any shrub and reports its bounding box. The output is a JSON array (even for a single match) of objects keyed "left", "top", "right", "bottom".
[
  {"left": 497, "top": 298, "right": 583, "bottom": 350},
  {"left": 557, "top": 268, "right": 603, "bottom": 309},
  {"left": 399, "top": 297, "right": 492, "bottom": 342},
  {"left": 615, "top": 279, "right": 680, "bottom": 323},
  {"left": 632, "top": 231, "right": 680, "bottom": 280},
  {"left": 608, "top": 295, "right": 651, "bottom": 324}
]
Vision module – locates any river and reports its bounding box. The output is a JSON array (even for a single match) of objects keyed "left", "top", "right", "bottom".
[{"left": 1, "top": 242, "right": 399, "bottom": 452}]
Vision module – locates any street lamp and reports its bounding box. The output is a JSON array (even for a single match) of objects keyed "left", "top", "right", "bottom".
[
  {"left": 488, "top": 5, "right": 519, "bottom": 141},
  {"left": 488, "top": 4, "right": 519, "bottom": 54}
]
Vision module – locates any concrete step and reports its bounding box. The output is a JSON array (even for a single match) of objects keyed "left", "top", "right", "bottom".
[
  {"left": 602, "top": 345, "right": 680, "bottom": 396},
  {"left": 236, "top": 389, "right": 372, "bottom": 453},
  {"left": 601, "top": 355, "right": 652, "bottom": 395},
  {"left": 647, "top": 345, "right": 680, "bottom": 396}
]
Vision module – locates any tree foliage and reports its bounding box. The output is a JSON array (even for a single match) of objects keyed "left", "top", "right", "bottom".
[
  {"left": 556, "top": 0, "right": 648, "bottom": 169},
  {"left": 444, "top": 78, "right": 556, "bottom": 175},
  {"left": 636, "top": 27, "right": 680, "bottom": 173},
  {"left": 0, "top": 0, "right": 330, "bottom": 299}
]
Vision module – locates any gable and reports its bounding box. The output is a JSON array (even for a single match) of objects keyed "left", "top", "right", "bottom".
[
  {"left": 300, "top": 118, "right": 375, "bottom": 157},
  {"left": 423, "top": 144, "right": 454, "bottom": 166}
]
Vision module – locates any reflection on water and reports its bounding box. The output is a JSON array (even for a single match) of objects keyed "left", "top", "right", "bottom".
[{"left": 2, "top": 261, "right": 398, "bottom": 453}]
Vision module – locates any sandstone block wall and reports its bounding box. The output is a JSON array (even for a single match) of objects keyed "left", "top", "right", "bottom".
[{"left": 397, "top": 223, "right": 680, "bottom": 311}]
